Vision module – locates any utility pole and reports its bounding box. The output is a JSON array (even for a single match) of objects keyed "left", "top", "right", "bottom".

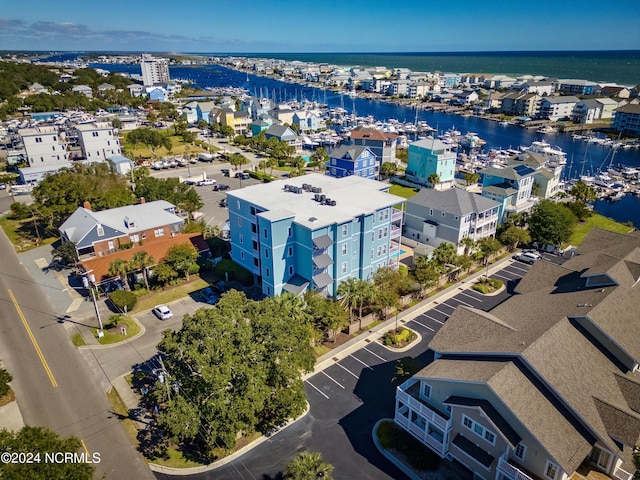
[
  {"left": 83, "top": 271, "right": 103, "bottom": 330},
  {"left": 158, "top": 355, "right": 171, "bottom": 402}
]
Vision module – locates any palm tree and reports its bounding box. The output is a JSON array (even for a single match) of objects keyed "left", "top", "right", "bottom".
[
  {"left": 427, "top": 172, "right": 440, "bottom": 188},
  {"left": 477, "top": 236, "right": 502, "bottom": 279},
  {"left": 458, "top": 236, "right": 476, "bottom": 256},
  {"left": 284, "top": 451, "right": 333, "bottom": 480},
  {"left": 337, "top": 278, "right": 375, "bottom": 329},
  {"left": 203, "top": 225, "right": 221, "bottom": 240},
  {"left": 108, "top": 258, "right": 132, "bottom": 291},
  {"left": 130, "top": 251, "right": 155, "bottom": 290}
]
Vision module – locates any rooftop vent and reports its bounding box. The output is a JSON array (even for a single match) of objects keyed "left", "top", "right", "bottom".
[{"left": 309, "top": 217, "right": 318, "bottom": 222}]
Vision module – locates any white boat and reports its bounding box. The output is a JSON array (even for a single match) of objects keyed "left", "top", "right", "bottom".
[
  {"left": 520, "top": 141, "right": 567, "bottom": 165},
  {"left": 536, "top": 125, "right": 558, "bottom": 134},
  {"left": 593, "top": 174, "right": 615, "bottom": 189},
  {"left": 499, "top": 120, "right": 511, "bottom": 126}
]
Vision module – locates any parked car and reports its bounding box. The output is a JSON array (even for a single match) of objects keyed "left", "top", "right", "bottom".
[
  {"left": 521, "top": 249, "right": 541, "bottom": 260},
  {"left": 514, "top": 252, "right": 539, "bottom": 265},
  {"left": 152, "top": 304, "right": 173, "bottom": 320},
  {"left": 0, "top": 183, "right": 6, "bottom": 190},
  {"left": 196, "top": 178, "right": 216, "bottom": 186},
  {"left": 219, "top": 198, "right": 228, "bottom": 207},
  {"left": 199, "top": 287, "right": 219, "bottom": 305},
  {"left": 198, "top": 152, "right": 214, "bottom": 162},
  {"left": 221, "top": 169, "right": 230, "bottom": 176},
  {"left": 235, "top": 172, "right": 250, "bottom": 180},
  {"left": 213, "top": 184, "right": 230, "bottom": 191}
]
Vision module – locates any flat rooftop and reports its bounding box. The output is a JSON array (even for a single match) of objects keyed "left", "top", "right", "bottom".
[{"left": 228, "top": 173, "right": 404, "bottom": 229}]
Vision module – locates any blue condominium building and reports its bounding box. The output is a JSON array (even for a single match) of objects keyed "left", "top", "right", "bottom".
[
  {"left": 406, "top": 137, "right": 456, "bottom": 189},
  {"left": 227, "top": 174, "right": 405, "bottom": 297}
]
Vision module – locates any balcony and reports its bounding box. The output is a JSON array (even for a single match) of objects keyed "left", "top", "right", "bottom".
[
  {"left": 391, "top": 209, "right": 403, "bottom": 222},
  {"left": 498, "top": 457, "right": 536, "bottom": 480},
  {"left": 390, "top": 226, "right": 402, "bottom": 239},
  {"left": 396, "top": 380, "right": 451, "bottom": 432}
]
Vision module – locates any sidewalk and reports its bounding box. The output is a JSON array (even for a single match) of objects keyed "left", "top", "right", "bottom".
[{"left": 305, "top": 254, "right": 516, "bottom": 380}]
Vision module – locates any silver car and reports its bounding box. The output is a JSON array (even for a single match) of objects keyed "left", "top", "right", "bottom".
[{"left": 152, "top": 304, "right": 173, "bottom": 320}]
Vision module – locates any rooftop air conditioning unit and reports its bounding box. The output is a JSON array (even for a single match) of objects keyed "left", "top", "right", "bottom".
[
  {"left": 330, "top": 200, "right": 337, "bottom": 206},
  {"left": 314, "top": 194, "right": 320, "bottom": 201},
  {"left": 302, "top": 183, "right": 309, "bottom": 190},
  {"left": 296, "top": 187, "right": 303, "bottom": 194},
  {"left": 319, "top": 194, "right": 326, "bottom": 202},
  {"left": 317, "top": 187, "right": 322, "bottom": 193}
]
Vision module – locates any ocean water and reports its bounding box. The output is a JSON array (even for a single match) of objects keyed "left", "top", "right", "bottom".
[{"left": 202, "top": 51, "right": 640, "bottom": 86}]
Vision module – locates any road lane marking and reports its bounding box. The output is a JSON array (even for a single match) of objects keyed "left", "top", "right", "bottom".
[
  {"left": 305, "top": 380, "right": 329, "bottom": 399},
  {"left": 321, "top": 371, "right": 345, "bottom": 389},
  {"left": 8, "top": 289, "right": 58, "bottom": 388},
  {"left": 363, "top": 347, "right": 386, "bottom": 362},
  {"left": 410, "top": 318, "right": 434, "bottom": 331},
  {"left": 350, "top": 354, "right": 373, "bottom": 370},
  {"left": 80, "top": 439, "right": 90, "bottom": 456},
  {"left": 335, "top": 362, "right": 359, "bottom": 379},
  {"left": 459, "top": 291, "right": 482, "bottom": 302}
]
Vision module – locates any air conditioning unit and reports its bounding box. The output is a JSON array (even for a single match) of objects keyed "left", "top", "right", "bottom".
[
  {"left": 330, "top": 200, "right": 337, "bottom": 206},
  {"left": 314, "top": 194, "right": 320, "bottom": 201},
  {"left": 296, "top": 187, "right": 303, "bottom": 194},
  {"left": 319, "top": 194, "right": 326, "bottom": 202}
]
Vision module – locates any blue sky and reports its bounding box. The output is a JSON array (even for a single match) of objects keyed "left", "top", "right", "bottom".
[{"left": 1, "top": 0, "right": 639, "bottom": 52}]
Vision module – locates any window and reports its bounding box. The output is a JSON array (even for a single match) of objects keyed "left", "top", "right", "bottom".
[
  {"left": 92, "top": 131, "right": 99, "bottom": 137},
  {"left": 371, "top": 232, "right": 375, "bottom": 241},
  {"left": 263, "top": 228, "right": 268, "bottom": 239},
  {"left": 429, "top": 208, "right": 433, "bottom": 216},
  {"left": 378, "top": 211, "right": 384, "bottom": 221},
  {"left": 342, "top": 224, "right": 348, "bottom": 236},
  {"left": 421, "top": 382, "right": 431, "bottom": 399},
  {"left": 253, "top": 257, "right": 259, "bottom": 266},
  {"left": 52, "top": 146, "right": 56, "bottom": 151},
  {"left": 154, "top": 228, "right": 165, "bottom": 237},
  {"left": 264, "top": 248, "right": 269, "bottom": 258},
  {"left": 484, "top": 430, "right": 495, "bottom": 444},
  {"left": 265, "top": 268, "right": 270, "bottom": 278},
  {"left": 251, "top": 223, "right": 257, "bottom": 233},
  {"left": 96, "top": 224, "right": 104, "bottom": 237},
  {"left": 288, "top": 227, "right": 292, "bottom": 237},
  {"left": 288, "top": 247, "right": 293, "bottom": 257},
  {"left": 462, "top": 414, "right": 496, "bottom": 446},
  {"left": 474, "top": 423, "right": 484, "bottom": 436},
  {"left": 383, "top": 227, "right": 388, "bottom": 238},
  {"left": 289, "top": 266, "right": 293, "bottom": 275},
  {"left": 238, "top": 218, "right": 242, "bottom": 227},
  {"left": 341, "top": 262, "right": 347, "bottom": 274},
  {"left": 35, "top": 137, "right": 42, "bottom": 143},
  {"left": 250, "top": 206, "right": 256, "bottom": 215},
  {"left": 514, "top": 443, "right": 526, "bottom": 461},
  {"left": 239, "top": 234, "right": 243, "bottom": 244},
  {"left": 266, "top": 286, "right": 271, "bottom": 295},
  {"left": 463, "top": 416, "right": 473, "bottom": 429},
  {"left": 342, "top": 244, "right": 347, "bottom": 255},
  {"left": 130, "top": 234, "right": 139, "bottom": 243},
  {"left": 241, "top": 251, "right": 245, "bottom": 260},
  {"left": 544, "top": 461, "right": 558, "bottom": 480},
  {"left": 441, "top": 212, "right": 446, "bottom": 217},
  {"left": 141, "top": 232, "right": 146, "bottom": 240},
  {"left": 107, "top": 241, "right": 115, "bottom": 250}
]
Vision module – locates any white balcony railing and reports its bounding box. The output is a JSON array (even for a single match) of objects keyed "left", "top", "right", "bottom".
[
  {"left": 390, "top": 226, "right": 402, "bottom": 238},
  {"left": 614, "top": 467, "right": 633, "bottom": 480},
  {"left": 391, "top": 209, "right": 403, "bottom": 222},
  {"left": 498, "top": 457, "right": 534, "bottom": 480},
  {"left": 396, "top": 386, "right": 451, "bottom": 431}
]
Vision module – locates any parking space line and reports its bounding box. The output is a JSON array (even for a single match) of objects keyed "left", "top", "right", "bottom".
[
  {"left": 432, "top": 306, "right": 452, "bottom": 317},
  {"left": 438, "top": 302, "right": 456, "bottom": 310},
  {"left": 305, "top": 380, "right": 329, "bottom": 399},
  {"left": 335, "top": 362, "right": 360, "bottom": 379},
  {"left": 350, "top": 354, "right": 374, "bottom": 370},
  {"left": 321, "top": 371, "right": 345, "bottom": 389},
  {"left": 508, "top": 264, "right": 529, "bottom": 273},
  {"left": 410, "top": 318, "right": 434, "bottom": 331},
  {"left": 492, "top": 273, "right": 513, "bottom": 281},
  {"left": 448, "top": 297, "right": 473, "bottom": 307},
  {"left": 363, "top": 346, "right": 387, "bottom": 362},
  {"left": 458, "top": 291, "right": 482, "bottom": 302},
  {"left": 423, "top": 313, "right": 444, "bottom": 324}
]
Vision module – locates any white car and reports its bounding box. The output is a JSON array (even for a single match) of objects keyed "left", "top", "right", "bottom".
[
  {"left": 152, "top": 304, "right": 173, "bottom": 320},
  {"left": 521, "top": 249, "right": 542, "bottom": 260},
  {"left": 514, "top": 252, "right": 539, "bottom": 265},
  {"left": 196, "top": 178, "right": 216, "bottom": 186}
]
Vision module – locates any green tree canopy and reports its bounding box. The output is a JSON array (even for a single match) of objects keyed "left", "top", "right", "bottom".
[
  {"left": 499, "top": 226, "right": 531, "bottom": 251},
  {"left": 156, "top": 291, "right": 314, "bottom": 457},
  {"left": 528, "top": 199, "right": 577, "bottom": 246},
  {"left": 0, "top": 426, "right": 94, "bottom": 480},
  {"left": 284, "top": 451, "right": 334, "bottom": 480},
  {"left": 33, "top": 162, "right": 136, "bottom": 229},
  {"left": 134, "top": 176, "right": 203, "bottom": 214},
  {"left": 570, "top": 180, "right": 597, "bottom": 203},
  {"left": 380, "top": 162, "right": 397, "bottom": 179}
]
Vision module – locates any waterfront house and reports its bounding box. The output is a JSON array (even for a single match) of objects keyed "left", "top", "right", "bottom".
[
  {"left": 146, "top": 86, "right": 167, "bottom": 102},
  {"left": 512, "top": 80, "right": 554, "bottom": 96},
  {"left": 406, "top": 138, "right": 456, "bottom": 189},
  {"left": 507, "top": 151, "right": 563, "bottom": 199},
  {"left": 601, "top": 86, "right": 631, "bottom": 99},
  {"left": 226, "top": 174, "right": 404, "bottom": 297},
  {"left": 572, "top": 99, "right": 604, "bottom": 124},
  {"left": 326, "top": 145, "right": 377, "bottom": 179},
  {"left": 500, "top": 93, "right": 540, "bottom": 117},
  {"left": 480, "top": 164, "right": 537, "bottom": 222},
  {"left": 538, "top": 96, "right": 580, "bottom": 121},
  {"left": 72, "top": 85, "right": 93, "bottom": 98},
  {"left": 483, "top": 75, "right": 516, "bottom": 89},
  {"left": 182, "top": 101, "right": 201, "bottom": 124},
  {"left": 558, "top": 79, "right": 600, "bottom": 95},
  {"left": 349, "top": 127, "right": 398, "bottom": 167},
  {"left": 394, "top": 228, "right": 640, "bottom": 480},
  {"left": 453, "top": 90, "right": 479, "bottom": 106},
  {"left": 292, "top": 110, "right": 322, "bottom": 132},
  {"left": 612, "top": 103, "right": 640, "bottom": 137},
  {"left": 404, "top": 188, "right": 500, "bottom": 253},
  {"left": 264, "top": 124, "right": 301, "bottom": 152}
]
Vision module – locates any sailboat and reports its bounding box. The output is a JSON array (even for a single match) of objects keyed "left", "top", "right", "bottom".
[{"left": 246, "top": 71, "right": 249, "bottom": 82}]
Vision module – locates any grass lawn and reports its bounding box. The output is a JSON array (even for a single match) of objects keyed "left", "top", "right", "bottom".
[
  {"left": 569, "top": 213, "right": 634, "bottom": 246},
  {"left": 92, "top": 316, "right": 141, "bottom": 345},
  {"left": 389, "top": 184, "right": 420, "bottom": 199},
  {"left": 71, "top": 333, "right": 87, "bottom": 347},
  {"left": 313, "top": 344, "right": 331, "bottom": 357},
  {"left": 133, "top": 278, "right": 209, "bottom": 313},
  {"left": 106, "top": 387, "right": 140, "bottom": 448},
  {"left": 150, "top": 447, "right": 204, "bottom": 469},
  {"left": 122, "top": 134, "right": 211, "bottom": 159},
  {"left": 0, "top": 215, "right": 57, "bottom": 252}
]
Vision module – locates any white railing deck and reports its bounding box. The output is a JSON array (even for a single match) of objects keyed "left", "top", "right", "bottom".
[
  {"left": 498, "top": 457, "right": 534, "bottom": 480},
  {"left": 613, "top": 467, "right": 633, "bottom": 480},
  {"left": 396, "top": 386, "right": 451, "bottom": 431}
]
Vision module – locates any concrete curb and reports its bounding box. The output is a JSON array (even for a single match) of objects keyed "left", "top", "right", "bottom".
[
  {"left": 378, "top": 328, "right": 422, "bottom": 354},
  {"left": 77, "top": 315, "right": 146, "bottom": 350},
  {"left": 147, "top": 402, "right": 311, "bottom": 475},
  {"left": 371, "top": 419, "right": 421, "bottom": 480}
]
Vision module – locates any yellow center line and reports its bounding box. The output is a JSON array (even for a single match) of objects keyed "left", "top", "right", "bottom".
[
  {"left": 7, "top": 289, "right": 58, "bottom": 388},
  {"left": 80, "top": 439, "right": 90, "bottom": 456}
]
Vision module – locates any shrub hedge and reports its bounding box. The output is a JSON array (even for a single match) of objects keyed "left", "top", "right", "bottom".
[{"left": 109, "top": 290, "right": 138, "bottom": 312}]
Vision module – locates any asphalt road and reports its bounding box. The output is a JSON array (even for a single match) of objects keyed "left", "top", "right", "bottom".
[
  {"left": 152, "top": 258, "right": 539, "bottom": 480},
  {"left": 0, "top": 230, "right": 154, "bottom": 480}
]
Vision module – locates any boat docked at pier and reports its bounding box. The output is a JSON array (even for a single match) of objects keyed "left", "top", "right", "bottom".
[{"left": 520, "top": 141, "right": 567, "bottom": 165}]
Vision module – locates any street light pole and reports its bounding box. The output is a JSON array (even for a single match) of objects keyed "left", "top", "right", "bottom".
[{"left": 83, "top": 271, "right": 103, "bottom": 330}]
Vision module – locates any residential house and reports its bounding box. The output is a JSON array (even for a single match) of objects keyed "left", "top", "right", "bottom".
[
  {"left": 572, "top": 99, "right": 604, "bottom": 124},
  {"left": 146, "top": 86, "right": 167, "bottom": 102},
  {"left": 326, "top": 145, "right": 377, "bottom": 179},
  {"left": 501, "top": 93, "right": 540, "bottom": 117},
  {"left": 538, "top": 96, "right": 580, "bottom": 121},
  {"left": 292, "top": 111, "right": 322, "bottom": 132},
  {"left": 269, "top": 104, "right": 296, "bottom": 125},
  {"left": 264, "top": 124, "right": 301, "bottom": 152},
  {"left": 127, "top": 84, "right": 144, "bottom": 97},
  {"left": 251, "top": 118, "right": 273, "bottom": 137},
  {"left": 612, "top": 103, "right": 640, "bottom": 136},
  {"left": 558, "top": 79, "right": 600, "bottom": 95},
  {"left": 480, "top": 92, "right": 505, "bottom": 112},
  {"left": 349, "top": 127, "right": 398, "bottom": 166},
  {"left": 19, "top": 125, "right": 69, "bottom": 166},
  {"left": 406, "top": 138, "right": 456, "bottom": 189},
  {"left": 395, "top": 228, "right": 640, "bottom": 480},
  {"left": 601, "top": 86, "right": 631, "bottom": 99},
  {"left": 484, "top": 75, "right": 516, "bottom": 89},
  {"left": 97, "top": 83, "right": 115, "bottom": 95},
  {"left": 108, "top": 155, "right": 134, "bottom": 176},
  {"left": 507, "top": 151, "right": 563, "bottom": 199},
  {"left": 480, "top": 164, "right": 537, "bottom": 221},
  {"left": 515, "top": 80, "right": 553, "bottom": 96},
  {"left": 596, "top": 97, "right": 620, "bottom": 120},
  {"left": 408, "top": 81, "right": 434, "bottom": 99},
  {"left": 453, "top": 90, "right": 479, "bottom": 106},
  {"left": 29, "top": 83, "right": 48, "bottom": 94},
  {"left": 58, "top": 200, "right": 205, "bottom": 284},
  {"left": 227, "top": 174, "right": 404, "bottom": 297},
  {"left": 75, "top": 122, "right": 121, "bottom": 161},
  {"left": 182, "top": 101, "right": 201, "bottom": 124},
  {"left": 389, "top": 80, "right": 411, "bottom": 97},
  {"left": 72, "top": 85, "right": 93, "bottom": 97},
  {"left": 404, "top": 188, "right": 500, "bottom": 253}
]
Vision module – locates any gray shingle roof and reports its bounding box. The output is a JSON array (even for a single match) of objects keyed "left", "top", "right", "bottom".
[
  {"left": 408, "top": 187, "right": 500, "bottom": 216},
  {"left": 329, "top": 145, "right": 373, "bottom": 162}
]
